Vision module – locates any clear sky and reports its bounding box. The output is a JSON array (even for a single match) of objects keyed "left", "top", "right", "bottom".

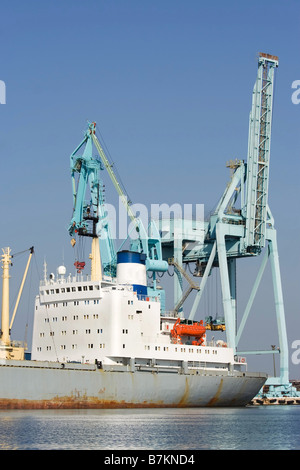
[{"left": 0, "top": 0, "right": 299, "bottom": 378}]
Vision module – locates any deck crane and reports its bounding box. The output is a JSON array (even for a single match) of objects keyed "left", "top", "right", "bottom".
[
  {"left": 69, "top": 122, "right": 168, "bottom": 287},
  {"left": 69, "top": 123, "right": 116, "bottom": 279},
  {"left": 160, "top": 53, "right": 290, "bottom": 392},
  {"left": 90, "top": 123, "right": 168, "bottom": 300}
]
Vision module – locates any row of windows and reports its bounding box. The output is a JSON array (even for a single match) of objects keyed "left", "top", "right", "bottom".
[
  {"left": 36, "top": 343, "right": 106, "bottom": 352},
  {"left": 40, "top": 328, "right": 104, "bottom": 337},
  {"left": 42, "top": 299, "right": 100, "bottom": 309},
  {"left": 144, "top": 345, "right": 218, "bottom": 355},
  {"left": 44, "top": 313, "right": 100, "bottom": 323},
  {"left": 42, "top": 284, "right": 100, "bottom": 295}
]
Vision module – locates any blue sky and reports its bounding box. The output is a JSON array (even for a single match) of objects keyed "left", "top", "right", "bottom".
[{"left": 0, "top": 0, "right": 299, "bottom": 378}]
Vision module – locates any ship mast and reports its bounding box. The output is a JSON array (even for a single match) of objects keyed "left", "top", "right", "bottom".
[
  {"left": 0, "top": 246, "right": 33, "bottom": 359},
  {"left": 1, "top": 247, "right": 11, "bottom": 348}
]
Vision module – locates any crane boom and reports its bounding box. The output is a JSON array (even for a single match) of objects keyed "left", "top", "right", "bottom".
[
  {"left": 244, "top": 52, "right": 278, "bottom": 251},
  {"left": 90, "top": 124, "right": 137, "bottom": 227}
]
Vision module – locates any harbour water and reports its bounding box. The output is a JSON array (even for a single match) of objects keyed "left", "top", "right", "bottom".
[{"left": 0, "top": 406, "right": 299, "bottom": 451}]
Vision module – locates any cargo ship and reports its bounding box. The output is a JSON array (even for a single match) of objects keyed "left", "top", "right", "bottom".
[
  {"left": 0, "top": 99, "right": 272, "bottom": 408},
  {"left": 0, "top": 240, "right": 266, "bottom": 408}
]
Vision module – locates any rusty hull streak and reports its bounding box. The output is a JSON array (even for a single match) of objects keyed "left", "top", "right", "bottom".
[
  {"left": 178, "top": 377, "right": 190, "bottom": 406},
  {"left": 0, "top": 397, "right": 190, "bottom": 409},
  {"left": 207, "top": 379, "right": 224, "bottom": 406}
]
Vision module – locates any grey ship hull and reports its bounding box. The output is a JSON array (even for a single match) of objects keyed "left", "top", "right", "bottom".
[{"left": 0, "top": 359, "right": 266, "bottom": 408}]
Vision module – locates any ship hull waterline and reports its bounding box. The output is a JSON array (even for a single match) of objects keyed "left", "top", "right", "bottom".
[{"left": 0, "top": 360, "right": 267, "bottom": 409}]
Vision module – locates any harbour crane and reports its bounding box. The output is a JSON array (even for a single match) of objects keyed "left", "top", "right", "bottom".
[
  {"left": 68, "top": 122, "right": 168, "bottom": 290},
  {"left": 69, "top": 123, "right": 116, "bottom": 279},
  {"left": 160, "top": 53, "right": 290, "bottom": 393}
]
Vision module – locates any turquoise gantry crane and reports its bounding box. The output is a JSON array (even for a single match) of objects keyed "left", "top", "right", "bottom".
[{"left": 160, "top": 53, "right": 291, "bottom": 394}]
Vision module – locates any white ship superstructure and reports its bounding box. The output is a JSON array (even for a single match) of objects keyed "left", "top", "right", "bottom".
[{"left": 32, "top": 251, "right": 243, "bottom": 374}]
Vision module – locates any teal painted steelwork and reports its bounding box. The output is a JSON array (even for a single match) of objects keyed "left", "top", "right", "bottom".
[
  {"left": 160, "top": 53, "right": 290, "bottom": 391},
  {"left": 69, "top": 123, "right": 116, "bottom": 275},
  {"left": 69, "top": 122, "right": 168, "bottom": 306},
  {"left": 244, "top": 54, "right": 278, "bottom": 252}
]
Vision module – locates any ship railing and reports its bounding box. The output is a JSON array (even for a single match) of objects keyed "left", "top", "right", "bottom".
[
  {"left": 135, "top": 293, "right": 159, "bottom": 302},
  {"left": 163, "top": 310, "right": 178, "bottom": 318},
  {"left": 40, "top": 273, "right": 115, "bottom": 287},
  {"left": 10, "top": 340, "right": 26, "bottom": 348}
]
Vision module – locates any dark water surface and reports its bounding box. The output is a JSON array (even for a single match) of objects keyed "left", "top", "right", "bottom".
[{"left": 0, "top": 406, "right": 299, "bottom": 450}]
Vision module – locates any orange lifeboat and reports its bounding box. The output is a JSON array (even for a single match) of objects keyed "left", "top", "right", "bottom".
[{"left": 170, "top": 318, "right": 206, "bottom": 346}]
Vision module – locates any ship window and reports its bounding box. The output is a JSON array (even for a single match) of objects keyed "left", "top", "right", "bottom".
[
  {"left": 78, "top": 286, "right": 82, "bottom": 291},
  {"left": 86, "top": 329, "right": 91, "bottom": 334},
  {"left": 56, "top": 289, "right": 59, "bottom": 293},
  {"left": 89, "top": 285, "right": 93, "bottom": 290},
  {"left": 61, "top": 288, "right": 65, "bottom": 293},
  {"left": 72, "top": 287, "right": 76, "bottom": 292},
  {"left": 83, "top": 286, "right": 87, "bottom": 291},
  {"left": 67, "top": 288, "right": 70, "bottom": 292},
  {"left": 46, "top": 290, "right": 49, "bottom": 295},
  {"left": 88, "top": 344, "right": 93, "bottom": 348},
  {"left": 136, "top": 310, "right": 142, "bottom": 314},
  {"left": 97, "top": 329, "right": 103, "bottom": 333},
  {"left": 123, "top": 344, "right": 125, "bottom": 348},
  {"left": 128, "top": 300, "right": 130, "bottom": 305}
]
